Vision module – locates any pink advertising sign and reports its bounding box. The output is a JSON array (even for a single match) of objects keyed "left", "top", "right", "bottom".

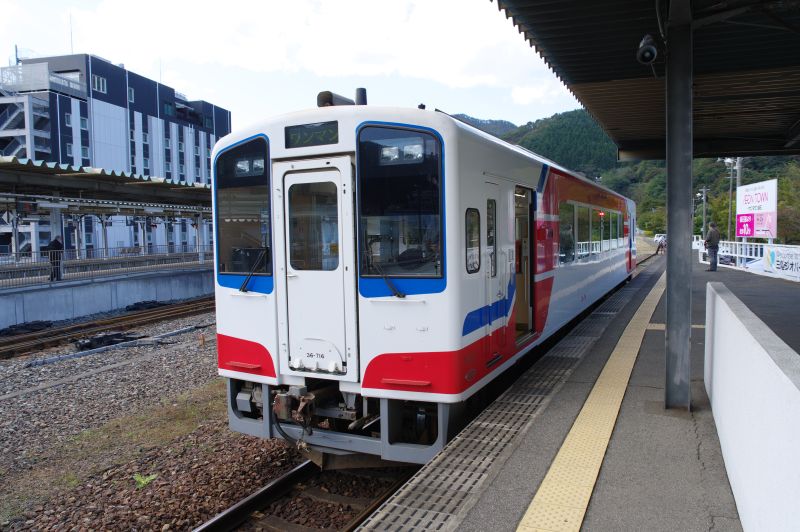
[
  {"left": 736, "top": 179, "right": 777, "bottom": 238},
  {"left": 736, "top": 214, "right": 754, "bottom": 237}
]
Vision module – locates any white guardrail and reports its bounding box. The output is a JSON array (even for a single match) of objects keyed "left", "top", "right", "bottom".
[
  {"left": 698, "top": 240, "right": 800, "bottom": 282},
  {"left": 705, "top": 282, "right": 800, "bottom": 531}
]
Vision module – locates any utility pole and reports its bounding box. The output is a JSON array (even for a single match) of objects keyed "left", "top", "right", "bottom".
[
  {"left": 726, "top": 158, "right": 734, "bottom": 240},
  {"left": 735, "top": 157, "right": 744, "bottom": 266},
  {"left": 698, "top": 186, "right": 708, "bottom": 236}
]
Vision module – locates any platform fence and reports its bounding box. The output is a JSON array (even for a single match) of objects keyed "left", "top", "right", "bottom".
[
  {"left": 699, "top": 240, "right": 800, "bottom": 282},
  {"left": 0, "top": 244, "right": 213, "bottom": 289}
]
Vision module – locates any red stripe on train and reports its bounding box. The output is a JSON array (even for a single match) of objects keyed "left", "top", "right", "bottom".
[
  {"left": 217, "top": 334, "right": 276, "bottom": 378},
  {"left": 364, "top": 276, "right": 554, "bottom": 395},
  {"left": 363, "top": 311, "right": 520, "bottom": 394}
]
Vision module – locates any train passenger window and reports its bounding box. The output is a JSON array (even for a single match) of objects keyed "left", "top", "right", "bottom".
[
  {"left": 288, "top": 182, "right": 339, "bottom": 271},
  {"left": 487, "top": 199, "right": 497, "bottom": 277},
  {"left": 358, "top": 126, "right": 442, "bottom": 277},
  {"left": 576, "top": 206, "right": 590, "bottom": 259},
  {"left": 591, "top": 209, "right": 603, "bottom": 256},
  {"left": 215, "top": 137, "right": 271, "bottom": 276},
  {"left": 466, "top": 208, "right": 480, "bottom": 274},
  {"left": 558, "top": 202, "right": 575, "bottom": 264}
]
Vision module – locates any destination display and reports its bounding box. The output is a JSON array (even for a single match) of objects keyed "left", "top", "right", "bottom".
[{"left": 285, "top": 121, "right": 339, "bottom": 149}]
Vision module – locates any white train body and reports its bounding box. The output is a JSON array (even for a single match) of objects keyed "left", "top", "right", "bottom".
[{"left": 212, "top": 105, "right": 636, "bottom": 463}]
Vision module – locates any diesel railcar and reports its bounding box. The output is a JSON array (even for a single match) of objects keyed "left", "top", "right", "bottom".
[{"left": 212, "top": 99, "right": 636, "bottom": 464}]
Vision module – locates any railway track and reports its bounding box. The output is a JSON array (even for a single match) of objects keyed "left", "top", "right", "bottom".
[
  {"left": 195, "top": 461, "right": 417, "bottom": 532},
  {"left": 0, "top": 297, "right": 215, "bottom": 359},
  {"left": 192, "top": 254, "right": 659, "bottom": 532}
]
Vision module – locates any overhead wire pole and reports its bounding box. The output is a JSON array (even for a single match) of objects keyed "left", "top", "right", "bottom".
[{"left": 665, "top": 0, "right": 693, "bottom": 410}]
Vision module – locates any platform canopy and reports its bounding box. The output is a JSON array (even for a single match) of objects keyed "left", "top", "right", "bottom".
[
  {"left": 497, "top": 0, "right": 800, "bottom": 160},
  {"left": 0, "top": 156, "right": 210, "bottom": 207}
]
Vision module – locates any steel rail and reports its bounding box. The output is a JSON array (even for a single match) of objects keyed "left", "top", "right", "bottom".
[
  {"left": 0, "top": 297, "right": 215, "bottom": 359},
  {"left": 193, "top": 460, "right": 318, "bottom": 532}
]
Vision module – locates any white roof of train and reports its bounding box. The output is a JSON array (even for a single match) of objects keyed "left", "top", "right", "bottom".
[{"left": 218, "top": 105, "right": 630, "bottom": 202}]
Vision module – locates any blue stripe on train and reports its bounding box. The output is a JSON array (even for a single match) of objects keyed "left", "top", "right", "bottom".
[{"left": 461, "top": 277, "right": 516, "bottom": 336}]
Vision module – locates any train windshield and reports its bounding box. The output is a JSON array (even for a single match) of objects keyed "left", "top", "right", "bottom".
[
  {"left": 215, "top": 137, "right": 271, "bottom": 276},
  {"left": 357, "top": 126, "right": 442, "bottom": 277}
]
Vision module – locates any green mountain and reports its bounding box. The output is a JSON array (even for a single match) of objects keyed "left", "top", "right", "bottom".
[
  {"left": 502, "top": 109, "right": 618, "bottom": 178},
  {"left": 470, "top": 108, "right": 800, "bottom": 243},
  {"left": 452, "top": 114, "right": 518, "bottom": 138}
]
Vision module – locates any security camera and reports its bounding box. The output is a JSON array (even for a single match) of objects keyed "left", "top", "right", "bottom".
[{"left": 636, "top": 34, "right": 658, "bottom": 65}]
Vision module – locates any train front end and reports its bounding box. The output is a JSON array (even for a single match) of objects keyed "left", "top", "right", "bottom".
[{"left": 212, "top": 104, "right": 465, "bottom": 465}]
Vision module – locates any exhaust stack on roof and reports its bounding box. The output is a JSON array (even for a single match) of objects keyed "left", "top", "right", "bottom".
[{"left": 317, "top": 88, "right": 368, "bottom": 107}]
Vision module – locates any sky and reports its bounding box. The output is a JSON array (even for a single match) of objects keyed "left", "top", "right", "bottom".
[{"left": 0, "top": 0, "right": 580, "bottom": 130}]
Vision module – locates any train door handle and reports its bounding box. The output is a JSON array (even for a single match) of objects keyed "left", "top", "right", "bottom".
[{"left": 287, "top": 272, "right": 298, "bottom": 278}]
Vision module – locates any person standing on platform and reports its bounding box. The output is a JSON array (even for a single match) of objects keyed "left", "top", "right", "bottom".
[
  {"left": 45, "top": 235, "right": 64, "bottom": 281},
  {"left": 704, "top": 222, "right": 721, "bottom": 272}
]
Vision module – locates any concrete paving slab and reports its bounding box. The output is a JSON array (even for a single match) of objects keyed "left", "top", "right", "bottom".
[
  {"left": 363, "top": 251, "right": 800, "bottom": 531},
  {"left": 460, "top": 255, "right": 743, "bottom": 531},
  {"left": 693, "top": 260, "right": 800, "bottom": 352}
]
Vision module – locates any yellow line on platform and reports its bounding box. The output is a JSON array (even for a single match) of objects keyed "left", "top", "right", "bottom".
[{"left": 517, "top": 272, "right": 666, "bottom": 532}]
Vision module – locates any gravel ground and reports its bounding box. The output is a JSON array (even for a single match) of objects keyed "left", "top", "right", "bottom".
[
  {"left": 9, "top": 420, "right": 300, "bottom": 530},
  {"left": 0, "top": 312, "right": 217, "bottom": 474},
  {"left": 0, "top": 312, "right": 215, "bottom": 397},
  {"left": 261, "top": 495, "right": 356, "bottom": 530}
]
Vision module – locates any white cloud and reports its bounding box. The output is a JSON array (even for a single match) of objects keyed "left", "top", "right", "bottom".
[
  {"left": 511, "top": 80, "right": 570, "bottom": 105},
  {"left": 63, "top": 0, "right": 559, "bottom": 89},
  {"left": 0, "top": 0, "right": 578, "bottom": 124}
]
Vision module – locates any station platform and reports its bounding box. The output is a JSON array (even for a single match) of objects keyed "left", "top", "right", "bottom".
[
  {"left": 0, "top": 267, "right": 212, "bottom": 329},
  {"left": 361, "top": 256, "right": 800, "bottom": 531}
]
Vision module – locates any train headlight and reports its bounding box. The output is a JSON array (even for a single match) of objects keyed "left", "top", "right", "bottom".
[
  {"left": 380, "top": 146, "right": 400, "bottom": 163},
  {"left": 403, "top": 143, "right": 424, "bottom": 161}
]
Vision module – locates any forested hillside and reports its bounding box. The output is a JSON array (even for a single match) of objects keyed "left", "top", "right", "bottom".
[
  {"left": 463, "top": 108, "right": 800, "bottom": 243},
  {"left": 502, "top": 110, "right": 618, "bottom": 177},
  {"left": 452, "top": 114, "right": 518, "bottom": 137}
]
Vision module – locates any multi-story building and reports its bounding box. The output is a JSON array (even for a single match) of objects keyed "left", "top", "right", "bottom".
[
  {"left": 0, "top": 53, "right": 230, "bottom": 183},
  {"left": 0, "top": 54, "right": 230, "bottom": 255}
]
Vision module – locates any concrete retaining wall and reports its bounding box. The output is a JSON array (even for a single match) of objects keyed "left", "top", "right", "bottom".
[
  {"left": 705, "top": 282, "right": 800, "bottom": 531},
  {"left": 0, "top": 268, "right": 213, "bottom": 329}
]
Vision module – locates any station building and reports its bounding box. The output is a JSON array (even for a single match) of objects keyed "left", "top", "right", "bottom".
[{"left": 0, "top": 54, "right": 230, "bottom": 255}]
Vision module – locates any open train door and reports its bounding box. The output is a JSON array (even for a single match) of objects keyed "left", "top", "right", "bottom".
[
  {"left": 626, "top": 204, "right": 635, "bottom": 271},
  {"left": 484, "top": 182, "right": 503, "bottom": 366},
  {"left": 272, "top": 157, "right": 359, "bottom": 382},
  {"left": 514, "top": 186, "right": 535, "bottom": 341}
]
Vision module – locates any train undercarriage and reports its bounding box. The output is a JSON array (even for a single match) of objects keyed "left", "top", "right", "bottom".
[{"left": 226, "top": 378, "right": 466, "bottom": 467}]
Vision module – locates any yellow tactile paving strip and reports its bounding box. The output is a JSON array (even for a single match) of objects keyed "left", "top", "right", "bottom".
[{"left": 517, "top": 272, "right": 666, "bottom": 532}]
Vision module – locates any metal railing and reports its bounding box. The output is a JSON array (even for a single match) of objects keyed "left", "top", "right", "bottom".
[
  {"left": 0, "top": 103, "right": 22, "bottom": 130},
  {"left": 0, "top": 244, "right": 213, "bottom": 289},
  {"left": 698, "top": 240, "right": 800, "bottom": 282},
  {"left": 0, "top": 63, "right": 86, "bottom": 99},
  {"left": 1, "top": 137, "right": 24, "bottom": 157}
]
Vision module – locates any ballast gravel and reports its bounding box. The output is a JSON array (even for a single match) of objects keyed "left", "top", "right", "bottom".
[
  {"left": 0, "top": 312, "right": 217, "bottom": 474},
  {"left": 10, "top": 421, "right": 299, "bottom": 530}
]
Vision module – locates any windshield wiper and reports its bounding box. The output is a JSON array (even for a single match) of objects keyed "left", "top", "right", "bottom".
[
  {"left": 374, "top": 261, "right": 406, "bottom": 298},
  {"left": 239, "top": 248, "right": 267, "bottom": 292},
  {"left": 364, "top": 237, "right": 405, "bottom": 298}
]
